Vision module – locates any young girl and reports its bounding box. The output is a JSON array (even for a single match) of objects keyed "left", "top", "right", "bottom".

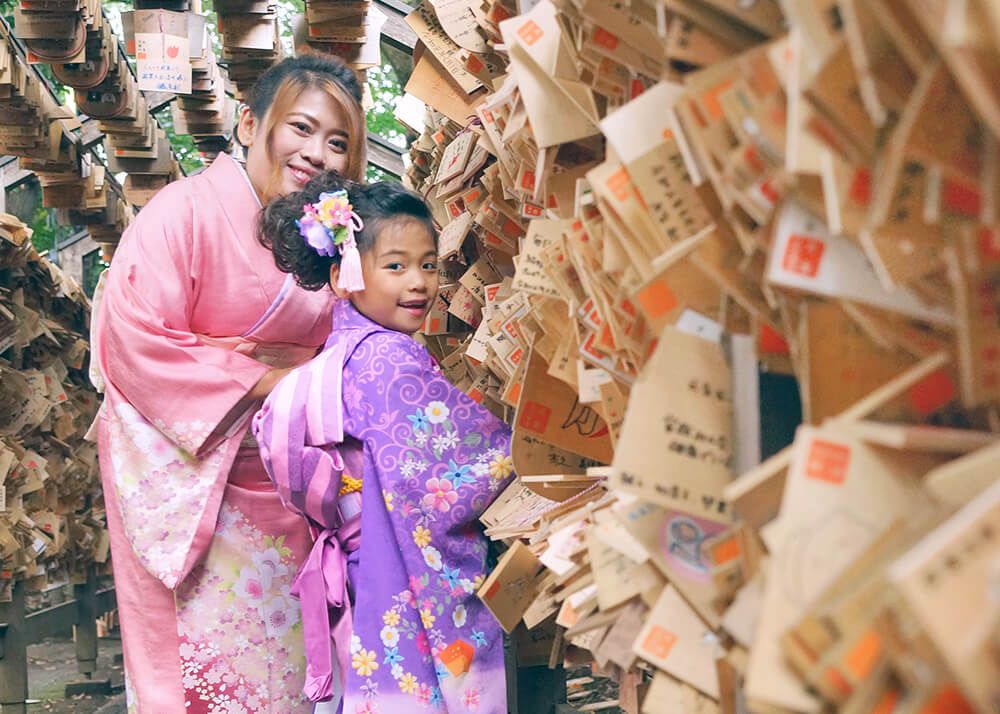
[{"left": 253, "top": 175, "right": 516, "bottom": 713}]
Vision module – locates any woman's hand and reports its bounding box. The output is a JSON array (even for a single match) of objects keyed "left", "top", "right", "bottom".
[
  {"left": 246, "top": 366, "right": 294, "bottom": 401},
  {"left": 201, "top": 367, "right": 294, "bottom": 455}
]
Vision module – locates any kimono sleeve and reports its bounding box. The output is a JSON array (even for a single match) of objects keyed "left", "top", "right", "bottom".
[
  {"left": 342, "top": 330, "right": 516, "bottom": 525},
  {"left": 253, "top": 343, "right": 351, "bottom": 528},
  {"left": 94, "top": 182, "right": 270, "bottom": 455}
]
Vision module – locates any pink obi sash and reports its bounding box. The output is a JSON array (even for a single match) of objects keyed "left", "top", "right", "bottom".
[
  {"left": 252, "top": 338, "right": 365, "bottom": 703},
  {"left": 202, "top": 332, "right": 364, "bottom": 701},
  {"left": 293, "top": 490, "right": 362, "bottom": 702}
]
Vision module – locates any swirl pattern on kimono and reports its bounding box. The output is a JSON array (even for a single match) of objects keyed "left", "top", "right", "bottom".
[{"left": 340, "top": 332, "right": 514, "bottom": 714}]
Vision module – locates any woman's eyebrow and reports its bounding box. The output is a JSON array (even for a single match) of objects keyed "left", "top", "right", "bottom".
[{"left": 286, "top": 111, "right": 318, "bottom": 123}]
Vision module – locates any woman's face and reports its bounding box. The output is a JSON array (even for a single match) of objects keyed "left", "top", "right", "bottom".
[{"left": 239, "top": 86, "right": 352, "bottom": 200}]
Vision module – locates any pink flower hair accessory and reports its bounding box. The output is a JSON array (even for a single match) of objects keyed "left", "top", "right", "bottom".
[{"left": 295, "top": 189, "right": 366, "bottom": 292}]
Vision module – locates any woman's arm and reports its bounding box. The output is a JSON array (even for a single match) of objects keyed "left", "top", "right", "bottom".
[
  {"left": 95, "top": 181, "right": 273, "bottom": 455},
  {"left": 207, "top": 366, "right": 294, "bottom": 448}
]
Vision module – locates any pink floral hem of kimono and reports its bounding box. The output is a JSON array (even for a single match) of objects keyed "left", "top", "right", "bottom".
[{"left": 103, "top": 447, "right": 316, "bottom": 713}]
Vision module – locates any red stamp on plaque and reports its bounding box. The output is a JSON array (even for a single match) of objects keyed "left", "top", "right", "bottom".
[
  {"left": 805, "top": 439, "right": 851, "bottom": 485},
  {"left": 502, "top": 218, "right": 522, "bottom": 238},
  {"left": 605, "top": 168, "right": 631, "bottom": 202},
  {"left": 642, "top": 626, "right": 677, "bottom": 659},
  {"left": 517, "top": 20, "right": 544, "bottom": 45},
  {"left": 466, "top": 54, "right": 483, "bottom": 73},
  {"left": 782, "top": 234, "right": 826, "bottom": 277},
  {"left": 518, "top": 401, "right": 551, "bottom": 433},
  {"left": 593, "top": 28, "right": 619, "bottom": 50},
  {"left": 979, "top": 226, "right": 1000, "bottom": 262},
  {"left": 909, "top": 368, "right": 956, "bottom": 414}
]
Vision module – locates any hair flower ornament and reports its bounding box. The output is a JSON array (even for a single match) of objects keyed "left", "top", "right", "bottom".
[{"left": 296, "top": 189, "right": 366, "bottom": 293}]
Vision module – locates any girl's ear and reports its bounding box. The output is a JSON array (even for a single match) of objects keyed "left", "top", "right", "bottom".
[
  {"left": 236, "top": 106, "right": 258, "bottom": 148},
  {"left": 329, "top": 263, "right": 349, "bottom": 299}
]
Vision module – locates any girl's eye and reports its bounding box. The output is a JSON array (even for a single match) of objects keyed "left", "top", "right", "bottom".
[
  {"left": 292, "top": 122, "right": 310, "bottom": 133},
  {"left": 422, "top": 262, "right": 438, "bottom": 271},
  {"left": 385, "top": 263, "right": 404, "bottom": 271},
  {"left": 329, "top": 139, "right": 348, "bottom": 152}
]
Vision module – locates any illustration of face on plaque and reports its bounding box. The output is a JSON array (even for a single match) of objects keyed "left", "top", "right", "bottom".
[{"left": 660, "top": 510, "right": 728, "bottom": 584}]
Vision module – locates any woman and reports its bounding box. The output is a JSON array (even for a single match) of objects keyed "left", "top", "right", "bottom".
[{"left": 92, "top": 55, "right": 366, "bottom": 713}]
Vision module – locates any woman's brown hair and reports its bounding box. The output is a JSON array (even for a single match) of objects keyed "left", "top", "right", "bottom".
[{"left": 244, "top": 54, "right": 367, "bottom": 193}]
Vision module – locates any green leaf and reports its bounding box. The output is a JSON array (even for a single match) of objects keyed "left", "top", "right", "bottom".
[
  {"left": 365, "top": 64, "right": 407, "bottom": 147},
  {"left": 158, "top": 109, "right": 204, "bottom": 175},
  {"left": 463, "top": 433, "right": 483, "bottom": 447}
]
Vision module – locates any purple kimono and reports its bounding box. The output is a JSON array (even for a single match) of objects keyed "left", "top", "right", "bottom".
[{"left": 254, "top": 300, "right": 514, "bottom": 714}]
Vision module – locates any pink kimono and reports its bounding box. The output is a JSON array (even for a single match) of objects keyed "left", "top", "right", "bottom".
[{"left": 93, "top": 153, "right": 335, "bottom": 713}]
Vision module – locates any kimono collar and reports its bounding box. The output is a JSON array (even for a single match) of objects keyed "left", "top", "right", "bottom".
[
  {"left": 327, "top": 299, "right": 403, "bottom": 343},
  {"left": 232, "top": 159, "right": 262, "bottom": 209},
  {"left": 202, "top": 153, "right": 261, "bottom": 212}
]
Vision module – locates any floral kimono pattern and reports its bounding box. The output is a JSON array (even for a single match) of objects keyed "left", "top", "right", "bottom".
[{"left": 255, "top": 300, "right": 515, "bottom": 713}]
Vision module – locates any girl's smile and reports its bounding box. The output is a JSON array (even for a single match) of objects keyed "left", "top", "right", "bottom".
[{"left": 398, "top": 298, "right": 430, "bottom": 318}]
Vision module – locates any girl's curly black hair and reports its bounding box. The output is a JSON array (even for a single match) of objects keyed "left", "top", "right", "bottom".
[{"left": 258, "top": 171, "right": 437, "bottom": 291}]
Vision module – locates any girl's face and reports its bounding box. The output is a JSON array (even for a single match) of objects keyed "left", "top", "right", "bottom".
[
  {"left": 333, "top": 218, "right": 439, "bottom": 335},
  {"left": 239, "top": 87, "right": 351, "bottom": 200}
]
